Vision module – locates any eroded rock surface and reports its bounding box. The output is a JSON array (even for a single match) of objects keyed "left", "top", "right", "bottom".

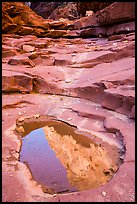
[
  {"left": 2, "top": 2, "right": 135, "bottom": 38},
  {"left": 2, "top": 2, "right": 135, "bottom": 203},
  {"left": 31, "top": 2, "right": 78, "bottom": 21},
  {"left": 2, "top": 33, "right": 135, "bottom": 117}
]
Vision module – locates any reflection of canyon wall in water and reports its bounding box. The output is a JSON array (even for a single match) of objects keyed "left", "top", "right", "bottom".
[{"left": 43, "top": 125, "right": 118, "bottom": 190}]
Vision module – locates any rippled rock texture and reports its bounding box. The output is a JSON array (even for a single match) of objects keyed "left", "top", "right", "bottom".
[{"left": 2, "top": 2, "right": 135, "bottom": 203}]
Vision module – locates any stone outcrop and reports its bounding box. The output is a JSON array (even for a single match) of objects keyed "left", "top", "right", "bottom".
[
  {"left": 2, "top": 2, "right": 135, "bottom": 38},
  {"left": 30, "top": 2, "right": 65, "bottom": 19},
  {"left": 77, "top": 2, "right": 113, "bottom": 17},
  {"left": 2, "top": 32, "right": 135, "bottom": 116},
  {"left": 74, "top": 15, "right": 98, "bottom": 29},
  {"left": 96, "top": 2, "right": 135, "bottom": 26},
  {"left": 73, "top": 2, "right": 135, "bottom": 38},
  {"left": 2, "top": 2, "right": 74, "bottom": 37},
  {"left": 2, "top": 1, "right": 135, "bottom": 202},
  {"left": 31, "top": 2, "right": 78, "bottom": 21},
  {"left": 2, "top": 2, "right": 50, "bottom": 36}
]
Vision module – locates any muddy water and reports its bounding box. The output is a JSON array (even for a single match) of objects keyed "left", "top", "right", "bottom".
[
  {"left": 19, "top": 120, "right": 122, "bottom": 194},
  {"left": 20, "top": 127, "right": 76, "bottom": 193}
]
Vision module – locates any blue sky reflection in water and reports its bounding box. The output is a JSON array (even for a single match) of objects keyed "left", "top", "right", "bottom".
[{"left": 20, "top": 127, "right": 76, "bottom": 193}]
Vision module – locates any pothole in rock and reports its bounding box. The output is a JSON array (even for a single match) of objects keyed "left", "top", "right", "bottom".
[{"left": 16, "top": 116, "right": 124, "bottom": 194}]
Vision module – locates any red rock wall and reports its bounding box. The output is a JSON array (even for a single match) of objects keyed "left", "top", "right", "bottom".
[{"left": 77, "top": 2, "right": 113, "bottom": 17}]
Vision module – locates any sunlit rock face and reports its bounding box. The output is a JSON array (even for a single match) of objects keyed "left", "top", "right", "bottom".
[
  {"left": 2, "top": 2, "right": 50, "bottom": 36},
  {"left": 2, "top": 2, "right": 135, "bottom": 38}
]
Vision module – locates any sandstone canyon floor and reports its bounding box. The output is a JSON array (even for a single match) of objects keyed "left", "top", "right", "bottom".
[{"left": 2, "top": 32, "right": 135, "bottom": 202}]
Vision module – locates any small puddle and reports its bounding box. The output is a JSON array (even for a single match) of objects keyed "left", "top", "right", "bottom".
[
  {"left": 18, "top": 118, "right": 123, "bottom": 194},
  {"left": 20, "top": 127, "right": 76, "bottom": 194}
]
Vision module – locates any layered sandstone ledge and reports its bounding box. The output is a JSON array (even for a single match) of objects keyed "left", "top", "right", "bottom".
[
  {"left": 2, "top": 2, "right": 135, "bottom": 38},
  {"left": 2, "top": 2, "right": 135, "bottom": 202}
]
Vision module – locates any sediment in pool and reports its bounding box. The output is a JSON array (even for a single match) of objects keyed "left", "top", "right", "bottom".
[{"left": 17, "top": 119, "right": 124, "bottom": 194}]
